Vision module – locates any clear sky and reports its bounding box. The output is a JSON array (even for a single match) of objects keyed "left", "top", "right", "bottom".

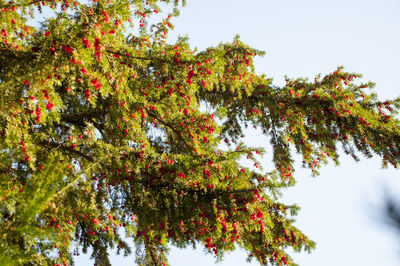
[{"left": 74, "top": 0, "right": 400, "bottom": 265}]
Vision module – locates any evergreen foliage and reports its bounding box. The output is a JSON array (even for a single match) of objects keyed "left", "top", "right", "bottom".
[{"left": 1, "top": 0, "right": 399, "bottom": 265}]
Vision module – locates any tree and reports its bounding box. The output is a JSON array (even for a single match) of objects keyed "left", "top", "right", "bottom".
[{"left": 1, "top": 0, "right": 400, "bottom": 265}]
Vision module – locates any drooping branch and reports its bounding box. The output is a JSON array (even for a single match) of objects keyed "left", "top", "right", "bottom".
[{"left": 145, "top": 241, "right": 162, "bottom": 266}]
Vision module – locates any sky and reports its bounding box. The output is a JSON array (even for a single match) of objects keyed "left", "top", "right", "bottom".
[{"left": 73, "top": 0, "right": 400, "bottom": 265}]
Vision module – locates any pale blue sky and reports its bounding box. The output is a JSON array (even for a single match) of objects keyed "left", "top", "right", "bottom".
[{"left": 72, "top": 0, "right": 400, "bottom": 265}]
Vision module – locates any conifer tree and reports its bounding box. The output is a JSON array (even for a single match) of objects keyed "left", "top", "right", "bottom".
[{"left": 1, "top": 0, "right": 400, "bottom": 265}]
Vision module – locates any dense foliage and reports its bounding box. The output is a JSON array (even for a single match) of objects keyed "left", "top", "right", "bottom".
[{"left": 1, "top": 0, "right": 400, "bottom": 265}]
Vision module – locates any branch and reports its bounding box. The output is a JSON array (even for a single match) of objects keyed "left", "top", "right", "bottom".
[
  {"left": 40, "top": 140, "right": 94, "bottom": 162},
  {"left": 105, "top": 50, "right": 151, "bottom": 61},
  {"left": 0, "top": 0, "right": 41, "bottom": 8},
  {"left": 0, "top": 48, "right": 37, "bottom": 70},
  {"left": 90, "top": 119, "right": 106, "bottom": 138},
  {"left": 48, "top": 163, "right": 97, "bottom": 203},
  {"left": 145, "top": 242, "right": 160, "bottom": 266},
  {"left": 105, "top": 49, "right": 192, "bottom": 65},
  {"left": 146, "top": 109, "right": 193, "bottom": 151},
  {"left": 60, "top": 109, "right": 107, "bottom": 123}
]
